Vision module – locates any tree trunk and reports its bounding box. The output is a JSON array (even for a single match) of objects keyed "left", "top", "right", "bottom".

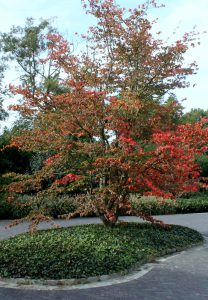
[{"left": 99, "top": 213, "right": 118, "bottom": 228}]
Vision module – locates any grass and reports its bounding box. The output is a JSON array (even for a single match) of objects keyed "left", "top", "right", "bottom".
[{"left": 0, "top": 223, "right": 203, "bottom": 280}]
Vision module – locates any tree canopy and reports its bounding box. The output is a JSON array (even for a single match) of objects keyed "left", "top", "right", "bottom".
[
  {"left": 2, "top": 0, "right": 208, "bottom": 228},
  {"left": 0, "top": 18, "right": 64, "bottom": 96}
]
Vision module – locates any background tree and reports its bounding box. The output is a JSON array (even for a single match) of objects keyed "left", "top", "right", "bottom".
[
  {"left": 0, "top": 49, "right": 8, "bottom": 128},
  {"left": 162, "top": 93, "right": 184, "bottom": 125},
  {"left": 181, "top": 108, "right": 208, "bottom": 124},
  {"left": 181, "top": 108, "right": 208, "bottom": 179},
  {"left": 0, "top": 17, "right": 75, "bottom": 149},
  {"left": 0, "top": 100, "right": 8, "bottom": 125},
  {"left": 0, "top": 123, "right": 32, "bottom": 175},
  {"left": 0, "top": 18, "right": 68, "bottom": 97}
]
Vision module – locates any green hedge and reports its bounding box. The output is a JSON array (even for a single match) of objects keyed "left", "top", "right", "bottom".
[
  {"left": 0, "top": 223, "right": 203, "bottom": 279},
  {"left": 176, "top": 196, "right": 208, "bottom": 214},
  {"left": 0, "top": 176, "right": 18, "bottom": 219},
  {"left": 131, "top": 195, "right": 176, "bottom": 215},
  {"left": 0, "top": 195, "right": 80, "bottom": 220},
  {"left": 131, "top": 194, "right": 208, "bottom": 215},
  {"left": 1, "top": 191, "right": 208, "bottom": 220}
]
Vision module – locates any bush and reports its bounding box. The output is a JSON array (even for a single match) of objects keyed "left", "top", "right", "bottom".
[
  {"left": 0, "top": 194, "right": 31, "bottom": 220},
  {"left": 0, "top": 175, "right": 31, "bottom": 219},
  {"left": 0, "top": 193, "right": 13, "bottom": 219},
  {"left": 0, "top": 176, "right": 16, "bottom": 219},
  {"left": 0, "top": 147, "right": 32, "bottom": 175},
  {"left": 6, "top": 194, "right": 80, "bottom": 219},
  {"left": 0, "top": 192, "right": 81, "bottom": 220},
  {"left": 1, "top": 189, "right": 208, "bottom": 220},
  {"left": 130, "top": 195, "right": 177, "bottom": 215},
  {"left": 176, "top": 196, "right": 208, "bottom": 214},
  {"left": 40, "top": 194, "right": 80, "bottom": 217},
  {"left": 0, "top": 223, "right": 203, "bottom": 279},
  {"left": 131, "top": 194, "right": 208, "bottom": 215}
]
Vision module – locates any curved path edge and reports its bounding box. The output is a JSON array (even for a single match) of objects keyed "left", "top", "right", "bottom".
[
  {"left": 0, "top": 213, "right": 207, "bottom": 300},
  {"left": 0, "top": 241, "right": 204, "bottom": 291}
]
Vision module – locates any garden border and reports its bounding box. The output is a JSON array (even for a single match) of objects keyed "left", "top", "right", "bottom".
[{"left": 0, "top": 243, "right": 203, "bottom": 291}]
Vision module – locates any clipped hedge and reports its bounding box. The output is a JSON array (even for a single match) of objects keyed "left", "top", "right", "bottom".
[
  {"left": 0, "top": 194, "right": 80, "bottom": 220},
  {"left": 1, "top": 191, "right": 208, "bottom": 220},
  {"left": 176, "top": 196, "right": 208, "bottom": 214},
  {"left": 131, "top": 195, "right": 177, "bottom": 215},
  {"left": 131, "top": 194, "right": 208, "bottom": 216},
  {"left": 0, "top": 223, "right": 203, "bottom": 280}
]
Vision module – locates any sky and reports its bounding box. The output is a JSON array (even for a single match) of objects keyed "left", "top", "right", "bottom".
[{"left": 0, "top": 0, "right": 208, "bottom": 129}]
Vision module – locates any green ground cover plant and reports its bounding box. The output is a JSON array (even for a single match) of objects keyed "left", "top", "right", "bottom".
[{"left": 0, "top": 223, "right": 203, "bottom": 280}]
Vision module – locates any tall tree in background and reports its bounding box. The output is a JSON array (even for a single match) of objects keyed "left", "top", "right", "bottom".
[
  {"left": 162, "top": 93, "right": 184, "bottom": 125},
  {"left": 0, "top": 18, "right": 57, "bottom": 173},
  {"left": 0, "top": 18, "right": 67, "bottom": 97},
  {"left": 0, "top": 51, "right": 8, "bottom": 127},
  {"left": 182, "top": 108, "right": 208, "bottom": 124},
  {"left": 181, "top": 108, "right": 208, "bottom": 179},
  {"left": 0, "top": 100, "right": 8, "bottom": 125}
]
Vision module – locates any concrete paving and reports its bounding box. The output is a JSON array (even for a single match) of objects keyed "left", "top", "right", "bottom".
[{"left": 0, "top": 213, "right": 207, "bottom": 300}]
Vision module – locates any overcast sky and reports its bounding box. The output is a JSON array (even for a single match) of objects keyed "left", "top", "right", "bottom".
[{"left": 0, "top": 0, "right": 208, "bottom": 129}]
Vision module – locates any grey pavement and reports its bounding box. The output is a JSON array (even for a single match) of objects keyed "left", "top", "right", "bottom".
[{"left": 0, "top": 213, "right": 207, "bottom": 300}]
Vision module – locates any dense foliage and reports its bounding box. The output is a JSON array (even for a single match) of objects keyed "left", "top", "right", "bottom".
[
  {"left": 131, "top": 194, "right": 208, "bottom": 215},
  {"left": 0, "top": 18, "right": 64, "bottom": 96},
  {"left": 182, "top": 108, "right": 208, "bottom": 124},
  {"left": 181, "top": 108, "right": 208, "bottom": 178},
  {"left": 1, "top": 192, "right": 208, "bottom": 220},
  {"left": 0, "top": 223, "right": 203, "bottom": 279},
  {"left": 1, "top": 0, "right": 208, "bottom": 228}
]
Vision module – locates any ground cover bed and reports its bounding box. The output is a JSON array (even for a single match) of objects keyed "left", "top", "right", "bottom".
[{"left": 0, "top": 223, "right": 203, "bottom": 280}]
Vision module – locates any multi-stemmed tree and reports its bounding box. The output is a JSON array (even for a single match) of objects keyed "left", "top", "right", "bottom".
[{"left": 4, "top": 0, "right": 208, "bottom": 228}]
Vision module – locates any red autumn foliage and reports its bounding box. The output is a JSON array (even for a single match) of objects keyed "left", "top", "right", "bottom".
[
  {"left": 4, "top": 0, "right": 208, "bottom": 228},
  {"left": 43, "top": 154, "right": 60, "bottom": 166},
  {"left": 54, "top": 174, "right": 81, "bottom": 186}
]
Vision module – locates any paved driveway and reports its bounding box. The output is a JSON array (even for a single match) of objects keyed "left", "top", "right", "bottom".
[{"left": 0, "top": 213, "right": 207, "bottom": 300}]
